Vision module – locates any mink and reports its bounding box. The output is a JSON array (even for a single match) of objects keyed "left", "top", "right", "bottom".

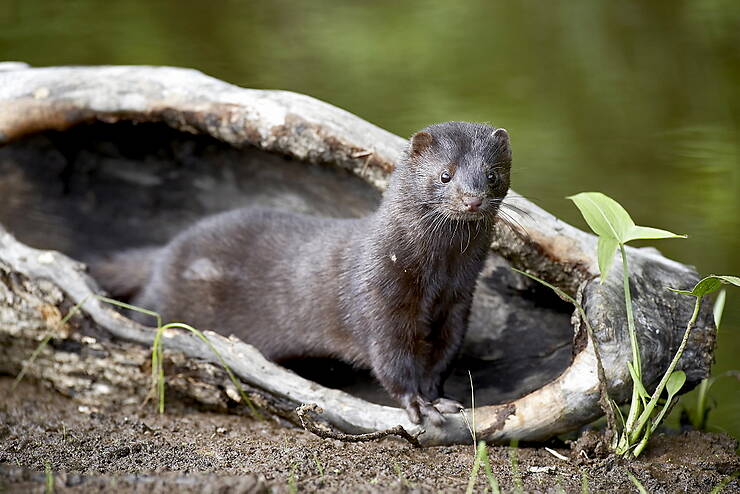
[{"left": 93, "top": 122, "right": 512, "bottom": 425}]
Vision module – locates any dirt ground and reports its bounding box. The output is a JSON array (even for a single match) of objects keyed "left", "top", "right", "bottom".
[{"left": 0, "top": 377, "right": 737, "bottom": 493}]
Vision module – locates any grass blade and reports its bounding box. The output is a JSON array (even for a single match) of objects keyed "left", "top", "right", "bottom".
[
  {"left": 581, "top": 471, "right": 590, "bottom": 494},
  {"left": 465, "top": 442, "right": 483, "bottom": 494},
  {"left": 96, "top": 295, "right": 162, "bottom": 328},
  {"left": 509, "top": 439, "right": 523, "bottom": 494},
  {"left": 288, "top": 463, "right": 298, "bottom": 493},
  {"left": 161, "top": 322, "right": 262, "bottom": 419},
  {"left": 13, "top": 295, "right": 92, "bottom": 389},
  {"left": 44, "top": 461, "right": 54, "bottom": 494},
  {"left": 469, "top": 370, "right": 476, "bottom": 448},
  {"left": 479, "top": 442, "right": 501, "bottom": 494},
  {"left": 710, "top": 471, "right": 739, "bottom": 494},
  {"left": 626, "top": 470, "right": 648, "bottom": 494},
  {"left": 467, "top": 441, "right": 501, "bottom": 494}
]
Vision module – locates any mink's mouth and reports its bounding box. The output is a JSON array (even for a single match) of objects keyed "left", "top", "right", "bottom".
[
  {"left": 446, "top": 210, "right": 489, "bottom": 221},
  {"left": 443, "top": 202, "right": 502, "bottom": 222}
]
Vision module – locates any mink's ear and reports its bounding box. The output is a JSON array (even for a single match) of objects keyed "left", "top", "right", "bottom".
[
  {"left": 491, "top": 128, "right": 512, "bottom": 161},
  {"left": 491, "top": 128, "right": 509, "bottom": 142},
  {"left": 410, "top": 131, "right": 433, "bottom": 157}
]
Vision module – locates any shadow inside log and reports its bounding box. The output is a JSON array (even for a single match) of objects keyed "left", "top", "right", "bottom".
[{"left": 0, "top": 121, "right": 573, "bottom": 408}]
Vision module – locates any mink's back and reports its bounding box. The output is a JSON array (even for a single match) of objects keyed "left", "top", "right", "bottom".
[{"left": 132, "top": 208, "right": 369, "bottom": 363}]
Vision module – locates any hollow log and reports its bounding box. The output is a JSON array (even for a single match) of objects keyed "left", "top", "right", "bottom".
[{"left": 0, "top": 63, "right": 715, "bottom": 446}]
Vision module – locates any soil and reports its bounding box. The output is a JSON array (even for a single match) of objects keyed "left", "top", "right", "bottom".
[{"left": 1, "top": 378, "right": 737, "bottom": 493}]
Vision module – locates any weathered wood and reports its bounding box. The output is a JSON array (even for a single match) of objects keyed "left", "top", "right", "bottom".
[{"left": 0, "top": 64, "right": 715, "bottom": 445}]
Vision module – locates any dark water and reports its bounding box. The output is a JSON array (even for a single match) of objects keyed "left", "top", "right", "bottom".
[{"left": 2, "top": 1, "right": 739, "bottom": 438}]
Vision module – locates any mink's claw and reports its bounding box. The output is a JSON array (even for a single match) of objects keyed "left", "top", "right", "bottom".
[
  {"left": 419, "top": 400, "right": 445, "bottom": 426},
  {"left": 402, "top": 394, "right": 446, "bottom": 426},
  {"left": 404, "top": 401, "right": 422, "bottom": 425}
]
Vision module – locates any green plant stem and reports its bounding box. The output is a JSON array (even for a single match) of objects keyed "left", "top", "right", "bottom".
[
  {"left": 620, "top": 244, "right": 642, "bottom": 445},
  {"left": 152, "top": 327, "right": 165, "bottom": 414},
  {"left": 620, "top": 245, "right": 641, "bottom": 373},
  {"left": 694, "top": 378, "right": 710, "bottom": 429},
  {"left": 632, "top": 433, "right": 651, "bottom": 459},
  {"left": 630, "top": 296, "right": 702, "bottom": 450}
]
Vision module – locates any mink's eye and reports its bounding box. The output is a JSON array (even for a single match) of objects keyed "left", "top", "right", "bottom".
[
  {"left": 440, "top": 170, "right": 452, "bottom": 183},
  {"left": 487, "top": 171, "right": 497, "bottom": 183}
]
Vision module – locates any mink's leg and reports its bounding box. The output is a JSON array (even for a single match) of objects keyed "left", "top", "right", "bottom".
[
  {"left": 366, "top": 323, "right": 446, "bottom": 426},
  {"left": 420, "top": 300, "right": 471, "bottom": 413}
]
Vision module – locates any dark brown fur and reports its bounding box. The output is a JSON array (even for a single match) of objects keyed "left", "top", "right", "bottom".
[{"left": 93, "top": 122, "right": 512, "bottom": 424}]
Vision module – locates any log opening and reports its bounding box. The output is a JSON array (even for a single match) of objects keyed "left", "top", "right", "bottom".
[{"left": 0, "top": 120, "right": 574, "bottom": 410}]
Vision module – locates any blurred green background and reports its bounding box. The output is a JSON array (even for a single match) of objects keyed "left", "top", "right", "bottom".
[{"left": 2, "top": 0, "right": 738, "bottom": 438}]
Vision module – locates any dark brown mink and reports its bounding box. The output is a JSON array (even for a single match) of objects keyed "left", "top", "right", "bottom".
[{"left": 92, "top": 122, "right": 513, "bottom": 425}]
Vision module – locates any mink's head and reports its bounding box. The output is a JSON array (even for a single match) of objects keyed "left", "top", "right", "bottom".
[{"left": 394, "top": 121, "right": 512, "bottom": 222}]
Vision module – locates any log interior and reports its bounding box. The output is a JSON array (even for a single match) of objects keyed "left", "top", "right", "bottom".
[{"left": 0, "top": 121, "right": 573, "bottom": 408}]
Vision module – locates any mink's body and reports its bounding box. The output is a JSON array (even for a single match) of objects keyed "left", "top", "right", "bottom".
[{"left": 95, "top": 122, "right": 512, "bottom": 424}]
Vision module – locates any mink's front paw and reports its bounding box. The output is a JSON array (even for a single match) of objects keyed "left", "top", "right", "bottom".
[
  {"left": 402, "top": 394, "right": 444, "bottom": 426},
  {"left": 401, "top": 394, "right": 462, "bottom": 426},
  {"left": 432, "top": 397, "right": 464, "bottom": 414}
]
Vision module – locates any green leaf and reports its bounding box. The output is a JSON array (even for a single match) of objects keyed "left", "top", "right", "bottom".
[
  {"left": 709, "top": 275, "right": 740, "bottom": 289},
  {"left": 597, "top": 236, "right": 619, "bottom": 281},
  {"left": 568, "top": 192, "right": 685, "bottom": 281},
  {"left": 645, "top": 371, "right": 687, "bottom": 438},
  {"left": 713, "top": 290, "right": 726, "bottom": 330},
  {"left": 666, "top": 370, "right": 686, "bottom": 397},
  {"left": 671, "top": 275, "right": 740, "bottom": 299},
  {"left": 692, "top": 277, "right": 724, "bottom": 297},
  {"left": 567, "top": 192, "right": 633, "bottom": 242},
  {"left": 624, "top": 225, "right": 686, "bottom": 243}
]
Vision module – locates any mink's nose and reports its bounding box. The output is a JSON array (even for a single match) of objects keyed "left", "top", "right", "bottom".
[{"left": 464, "top": 197, "right": 483, "bottom": 212}]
